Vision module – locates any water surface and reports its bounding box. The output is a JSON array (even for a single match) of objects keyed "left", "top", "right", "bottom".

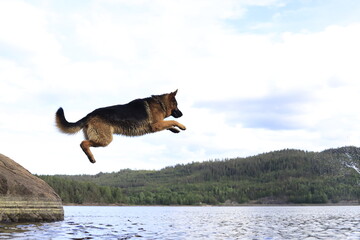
[{"left": 0, "top": 206, "right": 359, "bottom": 239}]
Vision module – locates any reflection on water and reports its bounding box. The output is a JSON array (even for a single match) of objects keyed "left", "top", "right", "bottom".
[{"left": 0, "top": 206, "right": 359, "bottom": 239}]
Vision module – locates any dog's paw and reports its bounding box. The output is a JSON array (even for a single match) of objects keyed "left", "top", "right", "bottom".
[
  {"left": 178, "top": 124, "right": 186, "bottom": 131},
  {"left": 168, "top": 127, "right": 180, "bottom": 133}
]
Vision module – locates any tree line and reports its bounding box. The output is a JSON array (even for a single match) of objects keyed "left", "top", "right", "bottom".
[{"left": 39, "top": 146, "right": 360, "bottom": 205}]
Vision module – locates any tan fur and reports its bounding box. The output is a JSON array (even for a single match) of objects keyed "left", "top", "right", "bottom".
[{"left": 55, "top": 115, "right": 80, "bottom": 134}]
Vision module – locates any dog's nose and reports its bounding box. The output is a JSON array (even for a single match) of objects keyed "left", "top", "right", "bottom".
[{"left": 172, "top": 109, "right": 183, "bottom": 118}]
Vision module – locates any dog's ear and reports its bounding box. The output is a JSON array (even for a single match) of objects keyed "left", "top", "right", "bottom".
[{"left": 171, "top": 89, "right": 178, "bottom": 96}]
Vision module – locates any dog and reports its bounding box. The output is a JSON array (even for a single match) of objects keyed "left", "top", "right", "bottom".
[{"left": 55, "top": 90, "right": 186, "bottom": 163}]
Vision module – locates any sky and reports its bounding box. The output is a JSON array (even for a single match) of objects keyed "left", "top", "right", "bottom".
[{"left": 1, "top": 0, "right": 360, "bottom": 175}]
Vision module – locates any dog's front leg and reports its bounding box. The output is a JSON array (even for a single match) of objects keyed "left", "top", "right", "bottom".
[
  {"left": 151, "top": 120, "right": 186, "bottom": 133},
  {"left": 167, "top": 127, "right": 180, "bottom": 133}
]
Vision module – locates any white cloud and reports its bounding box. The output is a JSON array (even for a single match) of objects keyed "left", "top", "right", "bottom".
[
  {"left": 0, "top": 0, "right": 61, "bottom": 57},
  {"left": 1, "top": 0, "right": 360, "bottom": 174}
]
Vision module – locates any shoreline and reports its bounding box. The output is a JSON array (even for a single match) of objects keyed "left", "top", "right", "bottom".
[{"left": 63, "top": 201, "right": 359, "bottom": 207}]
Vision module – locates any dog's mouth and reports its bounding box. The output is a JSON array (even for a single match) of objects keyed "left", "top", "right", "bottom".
[{"left": 171, "top": 109, "right": 183, "bottom": 118}]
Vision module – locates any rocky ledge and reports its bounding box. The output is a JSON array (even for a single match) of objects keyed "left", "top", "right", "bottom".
[{"left": 0, "top": 154, "right": 64, "bottom": 222}]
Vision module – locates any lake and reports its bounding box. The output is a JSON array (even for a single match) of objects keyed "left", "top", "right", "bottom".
[{"left": 0, "top": 206, "right": 359, "bottom": 239}]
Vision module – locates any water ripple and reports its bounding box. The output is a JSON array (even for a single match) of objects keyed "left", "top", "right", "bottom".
[{"left": 0, "top": 206, "right": 359, "bottom": 239}]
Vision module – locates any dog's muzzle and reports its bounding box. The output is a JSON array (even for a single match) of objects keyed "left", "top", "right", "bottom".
[{"left": 171, "top": 109, "right": 183, "bottom": 118}]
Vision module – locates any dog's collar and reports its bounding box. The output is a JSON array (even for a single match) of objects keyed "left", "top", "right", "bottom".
[{"left": 151, "top": 95, "right": 167, "bottom": 115}]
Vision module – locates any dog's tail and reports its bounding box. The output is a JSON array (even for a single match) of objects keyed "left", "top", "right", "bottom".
[{"left": 55, "top": 107, "right": 87, "bottom": 134}]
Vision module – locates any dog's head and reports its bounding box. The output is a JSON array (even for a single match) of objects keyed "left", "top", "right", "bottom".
[{"left": 167, "top": 89, "right": 183, "bottom": 118}]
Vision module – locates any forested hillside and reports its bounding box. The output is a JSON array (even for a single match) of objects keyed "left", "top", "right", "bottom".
[{"left": 39, "top": 146, "right": 360, "bottom": 205}]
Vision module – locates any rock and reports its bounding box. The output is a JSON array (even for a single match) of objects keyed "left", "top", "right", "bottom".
[{"left": 0, "top": 153, "right": 64, "bottom": 222}]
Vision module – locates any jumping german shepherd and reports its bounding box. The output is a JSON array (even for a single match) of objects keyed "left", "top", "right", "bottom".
[{"left": 55, "top": 90, "right": 186, "bottom": 163}]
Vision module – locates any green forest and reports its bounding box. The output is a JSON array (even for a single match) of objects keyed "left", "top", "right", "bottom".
[{"left": 39, "top": 146, "right": 360, "bottom": 205}]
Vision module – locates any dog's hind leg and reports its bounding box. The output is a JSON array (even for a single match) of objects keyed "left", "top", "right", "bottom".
[
  {"left": 81, "top": 119, "right": 113, "bottom": 163},
  {"left": 80, "top": 140, "right": 98, "bottom": 163}
]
